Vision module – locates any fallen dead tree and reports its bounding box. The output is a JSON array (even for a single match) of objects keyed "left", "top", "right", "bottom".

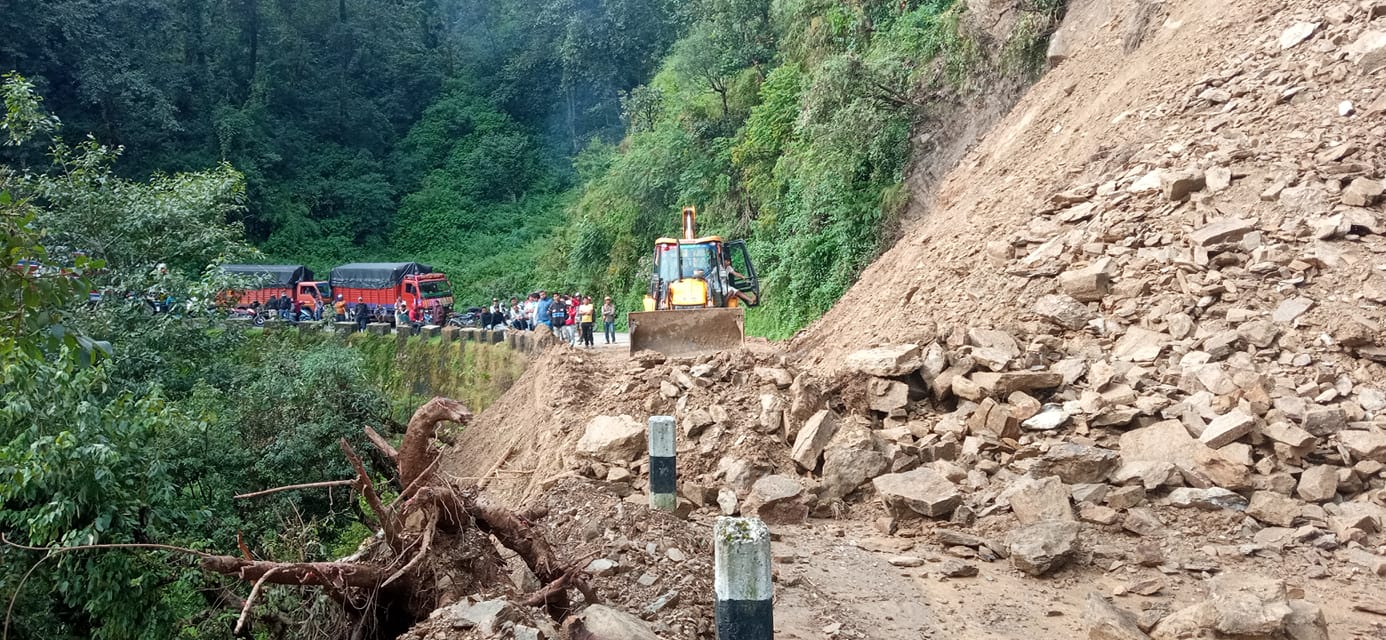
[
  {"left": 217, "top": 397, "right": 603, "bottom": 637},
  {"left": 6, "top": 397, "right": 602, "bottom": 640}
]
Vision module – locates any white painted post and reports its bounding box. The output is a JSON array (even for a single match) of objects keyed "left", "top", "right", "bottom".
[
  {"left": 714, "top": 517, "right": 772, "bottom": 639},
  {"left": 648, "top": 416, "right": 676, "bottom": 511}
]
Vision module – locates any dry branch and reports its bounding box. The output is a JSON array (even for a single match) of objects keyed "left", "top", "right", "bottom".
[
  {"left": 200, "top": 556, "right": 390, "bottom": 588},
  {"left": 235, "top": 479, "right": 355, "bottom": 500},
  {"left": 364, "top": 426, "right": 398, "bottom": 461},
  {"left": 339, "top": 438, "right": 401, "bottom": 552},
  {"left": 234, "top": 567, "right": 280, "bottom": 634}
]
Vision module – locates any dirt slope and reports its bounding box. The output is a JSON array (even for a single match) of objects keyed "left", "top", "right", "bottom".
[{"left": 792, "top": 0, "right": 1385, "bottom": 371}]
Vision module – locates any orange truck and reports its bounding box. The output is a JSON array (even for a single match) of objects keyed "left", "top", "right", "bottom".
[
  {"left": 220, "top": 264, "right": 329, "bottom": 312},
  {"left": 328, "top": 262, "right": 454, "bottom": 323}
]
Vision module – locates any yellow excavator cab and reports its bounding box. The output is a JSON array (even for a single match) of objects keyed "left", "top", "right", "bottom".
[{"left": 628, "top": 206, "right": 761, "bottom": 356}]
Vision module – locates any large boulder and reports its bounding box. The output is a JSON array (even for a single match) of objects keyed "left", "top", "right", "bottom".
[
  {"left": 1008, "top": 521, "right": 1079, "bottom": 576},
  {"left": 821, "top": 426, "right": 891, "bottom": 501},
  {"left": 844, "top": 344, "right": 922, "bottom": 376},
  {"left": 790, "top": 409, "right": 840, "bottom": 470},
  {"left": 577, "top": 605, "right": 662, "bottom": 640},
  {"left": 577, "top": 415, "right": 646, "bottom": 463},
  {"left": 1032, "top": 444, "right": 1120, "bottom": 484},
  {"left": 741, "top": 475, "right": 808, "bottom": 525},
  {"left": 1207, "top": 573, "right": 1293, "bottom": 637},
  {"left": 1085, "top": 593, "right": 1151, "bottom": 640},
  {"left": 1004, "top": 475, "right": 1074, "bottom": 525},
  {"left": 872, "top": 468, "right": 960, "bottom": 518}
]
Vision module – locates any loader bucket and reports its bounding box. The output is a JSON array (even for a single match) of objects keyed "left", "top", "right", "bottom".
[{"left": 628, "top": 308, "right": 745, "bottom": 357}]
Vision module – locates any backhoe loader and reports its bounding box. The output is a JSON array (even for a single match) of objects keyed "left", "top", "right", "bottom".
[{"left": 628, "top": 207, "right": 761, "bottom": 356}]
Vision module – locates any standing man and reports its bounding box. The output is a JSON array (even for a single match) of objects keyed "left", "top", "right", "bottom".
[
  {"left": 535, "top": 291, "right": 553, "bottom": 331},
  {"left": 354, "top": 296, "right": 369, "bottom": 332},
  {"left": 578, "top": 296, "right": 595, "bottom": 348},
  {"left": 334, "top": 294, "right": 347, "bottom": 320},
  {"left": 602, "top": 296, "right": 617, "bottom": 345}
]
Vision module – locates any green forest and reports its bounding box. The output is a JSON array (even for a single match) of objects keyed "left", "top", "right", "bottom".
[
  {"left": 1, "top": 0, "right": 1062, "bottom": 338},
  {"left": 1, "top": 0, "right": 1063, "bottom": 637}
]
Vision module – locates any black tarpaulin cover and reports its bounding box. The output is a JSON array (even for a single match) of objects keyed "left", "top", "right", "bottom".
[
  {"left": 329, "top": 262, "right": 433, "bottom": 289},
  {"left": 221, "top": 264, "right": 312, "bottom": 287}
]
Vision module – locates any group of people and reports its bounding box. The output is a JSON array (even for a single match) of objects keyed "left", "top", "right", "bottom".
[
  {"left": 248, "top": 293, "right": 322, "bottom": 322},
  {"left": 476, "top": 291, "right": 618, "bottom": 347},
  {"left": 392, "top": 296, "right": 442, "bottom": 330}
]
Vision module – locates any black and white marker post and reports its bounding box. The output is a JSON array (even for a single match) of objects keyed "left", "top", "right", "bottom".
[
  {"left": 648, "top": 415, "right": 677, "bottom": 511},
  {"left": 714, "top": 517, "right": 773, "bottom": 640}
]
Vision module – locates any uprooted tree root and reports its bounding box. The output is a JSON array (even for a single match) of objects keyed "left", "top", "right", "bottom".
[{"left": 5, "top": 397, "right": 602, "bottom": 640}]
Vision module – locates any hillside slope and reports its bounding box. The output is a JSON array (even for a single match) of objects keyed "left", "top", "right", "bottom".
[{"left": 793, "top": 0, "right": 1386, "bottom": 370}]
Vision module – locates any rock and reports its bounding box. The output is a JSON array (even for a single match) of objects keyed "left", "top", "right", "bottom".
[
  {"left": 968, "top": 328, "right": 1020, "bottom": 357},
  {"left": 933, "top": 558, "right": 978, "bottom": 578},
  {"left": 1032, "top": 444, "right": 1121, "bottom": 484},
  {"left": 968, "top": 398, "right": 1020, "bottom": 440},
  {"left": 1296, "top": 465, "right": 1338, "bottom": 503},
  {"left": 1349, "top": 29, "right": 1386, "bottom": 72},
  {"left": 1008, "top": 521, "right": 1079, "bottom": 576},
  {"left": 1168, "top": 487, "right": 1247, "bottom": 511},
  {"left": 790, "top": 409, "right": 840, "bottom": 470},
  {"left": 1120, "top": 420, "right": 1198, "bottom": 465},
  {"left": 577, "top": 415, "right": 647, "bottom": 463},
  {"left": 1342, "top": 178, "right": 1384, "bottom": 207},
  {"left": 684, "top": 408, "right": 715, "bottom": 438},
  {"left": 717, "top": 457, "right": 768, "bottom": 494},
  {"left": 1246, "top": 491, "right": 1300, "bottom": 527},
  {"left": 1284, "top": 600, "right": 1329, "bottom": 640},
  {"left": 577, "top": 604, "right": 662, "bottom": 640},
  {"left": 1206, "top": 166, "right": 1232, "bottom": 192},
  {"left": 1078, "top": 503, "right": 1121, "bottom": 525},
  {"left": 585, "top": 558, "right": 619, "bottom": 576},
  {"left": 659, "top": 380, "right": 680, "bottom": 398},
  {"left": 759, "top": 394, "right": 786, "bottom": 435},
  {"left": 716, "top": 488, "right": 738, "bottom": 515},
  {"left": 1207, "top": 572, "right": 1292, "bottom": 637},
  {"left": 1162, "top": 170, "right": 1205, "bottom": 201},
  {"left": 1023, "top": 405, "right": 1070, "bottom": 431},
  {"left": 1121, "top": 507, "right": 1166, "bottom": 536},
  {"left": 1060, "top": 268, "right": 1112, "bottom": 302},
  {"left": 1347, "top": 548, "right": 1386, "bottom": 575},
  {"left": 1238, "top": 319, "right": 1280, "bottom": 349},
  {"left": 1262, "top": 421, "right": 1316, "bottom": 449},
  {"left": 1106, "top": 485, "right": 1146, "bottom": 510},
  {"left": 867, "top": 377, "right": 912, "bottom": 413},
  {"left": 971, "top": 371, "right": 1064, "bottom": 396},
  {"left": 1339, "top": 429, "right": 1386, "bottom": 462},
  {"left": 821, "top": 427, "right": 891, "bottom": 500},
  {"left": 1006, "top": 475, "right": 1074, "bottom": 525},
  {"left": 789, "top": 372, "right": 824, "bottom": 421},
  {"left": 845, "top": 344, "right": 922, "bottom": 376},
  {"left": 1272, "top": 297, "right": 1314, "bottom": 324},
  {"left": 1279, "top": 21, "right": 1319, "bottom": 49},
  {"left": 1086, "top": 593, "right": 1152, "bottom": 640},
  {"left": 1034, "top": 293, "right": 1095, "bottom": 331},
  {"left": 872, "top": 468, "right": 961, "bottom": 518},
  {"left": 742, "top": 475, "right": 807, "bottom": 525},
  {"left": 440, "top": 598, "right": 524, "bottom": 634},
  {"left": 1151, "top": 602, "right": 1217, "bottom": 640},
  {"left": 1302, "top": 407, "right": 1346, "bottom": 436},
  {"left": 1189, "top": 218, "right": 1254, "bottom": 247},
  {"left": 1114, "top": 327, "right": 1169, "bottom": 363},
  {"left": 1200, "top": 410, "right": 1255, "bottom": 448},
  {"left": 888, "top": 555, "right": 925, "bottom": 568},
  {"left": 755, "top": 367, "right": 793, "bottom": 389}
]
